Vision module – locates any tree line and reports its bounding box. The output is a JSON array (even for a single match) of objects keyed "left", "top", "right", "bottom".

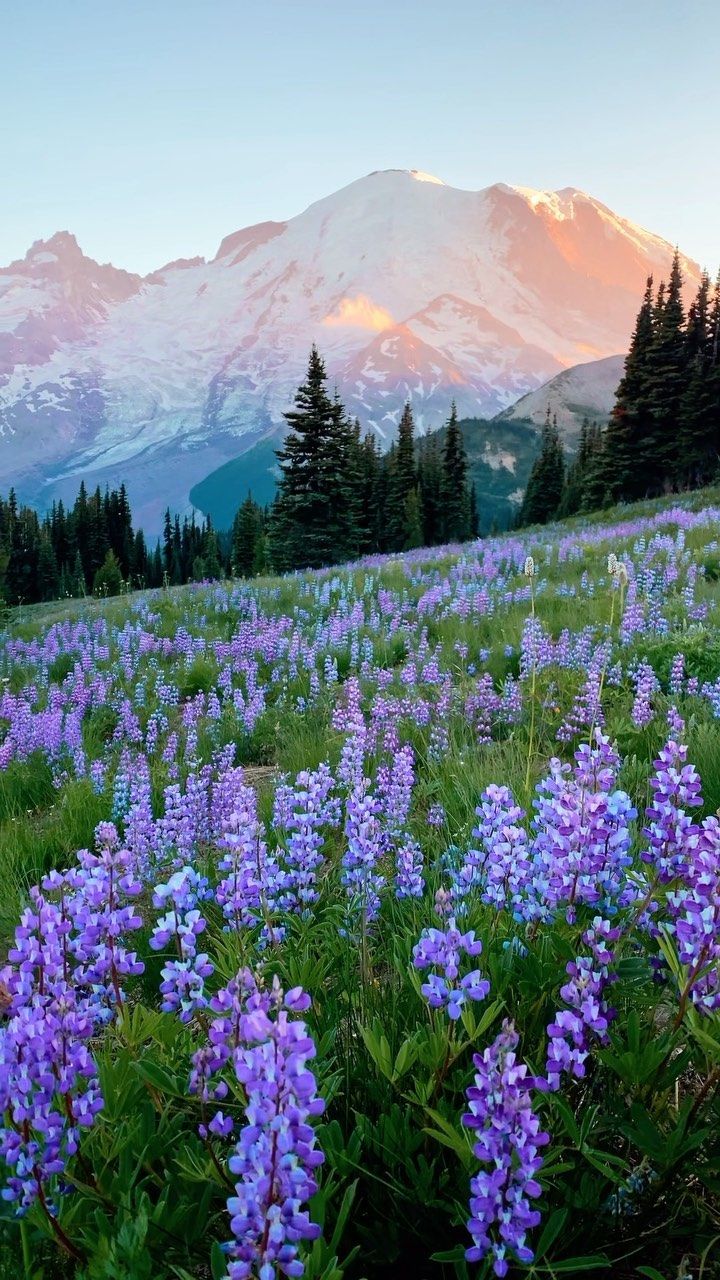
[
  {"left": 7, "top": 250, "right": 715, "bottom": 606},
  {"left": 518, "top": 253, "right": 720, "bottom": 526},
  {"left": 266, "top": 345, "right": 476, "bottom": 572},
  {"left": 0, "top": 481, "right": 228, "bottom": 606},
  {"left": 0, "top": 346, "right": 477, "bottom": 604}
]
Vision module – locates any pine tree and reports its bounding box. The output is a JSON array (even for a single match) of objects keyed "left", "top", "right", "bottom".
[
  {"left": 402, "top": 488, "right": 423, "bottom": 550},
  {"left": 232, "top": 495, "right": 265, "bottom": 577},
  {"left": 559, "top": 418, "right": 592, "bottom": 516},
  {"left": 202, "top": 526, "right": 222, "bottom": 581},
  {"left": 646, "top": 250, "right": 687, "bottom": 490},
  {"left": 386, "top": 403, "right": 417, "bottom": 550},
  {"left": 130, "top": 529, "right": 148, "bottom": 586},
  {"left": 417, "top": 434, "right": 443, "bottom": 546},
  {"left": 680, "top": 271, "right": 718, "bottom": 486},
  {"left": 441, "top": 403, "right": 469, "bottom": 542},
  {"left": 600, "top": 277, "right": 655, "bottom": 502},
  {"left": 171, "top": 516, "right": 183, "bottom": 584},
  {"left": 324, "top": 392, "right": 362, "bottom": 564},
  {"left": 93, "top": 549, "right": 123, "bottom": 597},
  {"left": 37, "top": 532, "right": 59, "bottom": 601},
  {"left": 272, "top": 346, "right": 352, "bottom": 570},
  {"left": 579, "top": 424, "right": 607, "bottom": 512},
  {"left": 150, "top": 543, "right": 163, "bottom": 588},
  {"left": 469, "top": 482, "right": 479, "bottom": 537},
  {"left": 358, "top": 433, "right": 381, "bottom": 554},
  {"left": 518, "top": 410, "right": 565, "bottom": 526},
  {"left": 162, "top": 509, "right": 173, "bottom": 578}
]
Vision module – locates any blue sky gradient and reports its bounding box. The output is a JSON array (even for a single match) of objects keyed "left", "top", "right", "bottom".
[{"left": 3, "top": 0, "right": 718, "bottom": 273}]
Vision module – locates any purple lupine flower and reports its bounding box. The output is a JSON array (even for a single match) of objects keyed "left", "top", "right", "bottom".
[
  {"left": 216, "top": 786, "right": 285, "bottom": 940},
  {"left": 275, "top": 764, "right": 340, "bottom": 913},
  {"left": 149, "top": 867, "right": 214, "bottom": 1021},
  {"left": 463, "top": 1020, "right": 549, "bottom": 1277},
  {"left": 545, "top": 918, "right": 620, "bottom": 1090},
  {"left": 529, "top": 734, "right": 636, "bottom": 923},
  {"left": 68, "top": 822, "right": 144, "bottom": 1014},
  {"left": 413, "top": 919, "right": 490, "bottom": 1019},
  {"left": 665, "top": 814, "right": 720, "bottom": 1014},
  {"left": 222, "top": 972, "right": 325, "bottom": 1280},
  {"left": 341, "top": 780, "right": 385, "bottom": 924},
  {"left": 669, "top": 653, "right": 685, "bottom": 696},
  {"left": 394, "top": 838, "right": 424, "bottom": 899},
  {"left": 642, "top": 735, "right": 703, "bottom": 883},
  {"left": 631, "top": 659, "right": 661, "bottom": 729},
  {"left": 454, "top": 784, "right": 532, "bottom": 918}
]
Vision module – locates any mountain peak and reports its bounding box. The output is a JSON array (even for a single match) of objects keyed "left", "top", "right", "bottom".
[
  {"left": 0, "top": 168, "right": 702, "bottom": 534},
  {"left": 25, "top": 230, "right": 83, "bottom": 262},
  {"left": 408, "top": 170, "right": 445, "bottom": 185},
  {"left": 364, "top": 168, "right": 445, "bottom": 186}
]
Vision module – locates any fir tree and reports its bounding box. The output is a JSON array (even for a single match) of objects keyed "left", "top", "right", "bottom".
[
  {"left": 232, "top": 495, "right": 265, "bottom": 577},
  {"left": 37, "top": 532, "right": 59, "bottom": 601},
  {"left": 681, "top": 271, "right": 718, "bottom": 486},
  {"left": 559, "top": 418, "right": 592, "bottom": 516},
  {"left": 441, "top": 403, "right": 469, "bottom": 542},
  {"left": 272, "top": 347, "right": 356, "bottom": 570},
  {"left": 386, "top": 403, "right": 417, "bottom": 550},
  {"left": 93, "top": 549, "right": 123, "bottom": 597},
  {"left": 469, "top": 482, "right": 479, "bottom": 538},
  {"left": 646, "top": 250, "right": 687, "bottom": 490},
  {"left": 402, "top": 488, "right": 423, "bottom": 550},
  {"left": 518, "top": 410, "right": 565, "bottom": 526},
  {"left": 600, "top": 277, "right": 655, "bottom": 502},
  {"left": 417, "top": 434, "right": 443, "bottom": 546}
]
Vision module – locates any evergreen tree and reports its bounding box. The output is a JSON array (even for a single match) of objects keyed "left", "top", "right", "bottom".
[
  {"left": 469, "top": 483, "right": 479, "bottom": 538},
  {"left": 150, "top": 543, "right": 163, "bottom": 588},
  {"left": 37, "top": 532, "right": 59, "bottom": 601},
  {"left": 271, "top": 347, "right": 352, "bottom": 571},
  {"left": 441, "top": 403, "right": 470, "bottom": 542},
  {"left": 71, "top": 549, "right": 86, "bottom": 597},
  {"left": 232, "top": 495, "right": 265, "bottom": 577},
  {"left": 559, "top": 418, "right": 592, "bottom": 516},
  {"left": 518, "top": 410, "right": 565, "bottom": 526},
  {"left": 645, "top": 250, "right": 687, "bottom": 490},
  {"left": 202, "top": 526, "right": 222, "bottom": 581},
  {"left": 162, "top": 509, "right": 173, "bottom": 578},
  {"left": 417, "top": 434, "right": 443, "bottom": 546},
  {"left": 171, "top": 516, "right": 183, "bottom": 585},
  {"left": 386, "top": 403, "right": 417, "bottom": 550},
  {"left": 600, "top": 277, "right": 655, "bottom": 502},
  {"left": 130, "top": 529, "right": 148, "bottom": 586},
  {"left": 358, "top": 433, "right": 381, "bottom": 554},
  {"left": 681, "top": 271, "right": 719, "bottom": 486},
  {"left": 93, "top": 549, "right": 123, "bottom": 597},
  {"left": 580, "top": 424, "right": 610, "bottom": 512},
  {"left": 402, "top": 488, "right": 424, "bottom": 550}
]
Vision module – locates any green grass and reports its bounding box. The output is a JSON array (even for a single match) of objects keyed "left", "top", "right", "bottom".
[{"left": 3, "top": 485, "right": 720, "bottom": 1277}]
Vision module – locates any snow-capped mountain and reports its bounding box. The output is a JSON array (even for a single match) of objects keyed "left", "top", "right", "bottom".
[{"left": 0, "top": 169, "right": 700, "bottom": 530}]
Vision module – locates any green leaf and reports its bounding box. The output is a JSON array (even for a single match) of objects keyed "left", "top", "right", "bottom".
[
  {"left": 423, "top": 1109, "right": 472, "bottom": 1167},
  {"left": 536, "top": 1207, "right": 569, "bottom": 1258},
  {"left": 393, "top": 1038, "right": 418, "bottom": 1080},
  {"left": 211, "top": 1240, "right": 227, "bottom": 1280}
]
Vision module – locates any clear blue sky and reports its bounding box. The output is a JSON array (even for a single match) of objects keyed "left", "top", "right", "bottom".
[{"left": 3, "top": 0, "right": 718, "bottom": 274}]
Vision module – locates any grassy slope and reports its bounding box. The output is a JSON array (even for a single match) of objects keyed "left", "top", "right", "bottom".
[
  {"left": 3, "top": 481, "right": 720, "bottom": 936},
  {"left": 3, "top": 484, "right": 720, "bottom": 1275}
]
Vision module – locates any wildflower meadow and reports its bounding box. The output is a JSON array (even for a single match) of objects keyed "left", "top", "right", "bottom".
[{"left": 2, "top": 490, "right": 720, "bottom": 1280}]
